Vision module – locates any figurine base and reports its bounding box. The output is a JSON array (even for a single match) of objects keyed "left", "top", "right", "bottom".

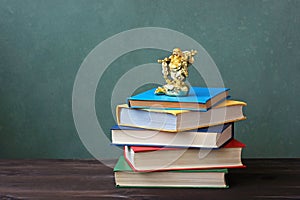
[{"left": 155, "top": 84, "right": 189, "bottom": 97}]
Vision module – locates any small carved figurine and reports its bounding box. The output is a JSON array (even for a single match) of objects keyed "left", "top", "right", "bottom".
[{"left": 155, "top": 48, "right": 197, "bottom": 96}]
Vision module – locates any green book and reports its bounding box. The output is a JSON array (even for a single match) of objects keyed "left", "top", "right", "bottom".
[{"left": 114, "top": 156, "right": 229, "bottom": 188}]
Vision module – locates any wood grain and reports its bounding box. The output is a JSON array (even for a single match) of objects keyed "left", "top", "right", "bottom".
[{"left": 0, "top": 159, "right": 299, "bottom": 200}]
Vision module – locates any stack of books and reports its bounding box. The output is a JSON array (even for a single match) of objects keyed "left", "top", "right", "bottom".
[{"left": 112, "top": 87, "right": 246, "bottom": 188}]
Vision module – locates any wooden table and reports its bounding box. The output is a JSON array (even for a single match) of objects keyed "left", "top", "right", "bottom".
[{"left": 0, "top": 159, "right": 299, "bottom": 199}]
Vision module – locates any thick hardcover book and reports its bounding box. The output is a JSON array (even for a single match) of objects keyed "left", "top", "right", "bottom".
[
  {"left": 124, "top": 139, "right": 245, "bottom": 172},
  {"left": 111, "top": 123, "right": 233, "bottom": 148},
  {"left": 114, "top": 156, "right": 228, "bottom": 188},
  {"left": 128, "top": 87, "right": 230, "bottom": 111},
  {"left": 117, "top": 100, "right": 246, "bottom": 132}
]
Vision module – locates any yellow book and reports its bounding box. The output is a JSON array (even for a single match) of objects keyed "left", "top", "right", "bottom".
[{"left": 116, "top": 100, "right": 246, "bottom": 132}]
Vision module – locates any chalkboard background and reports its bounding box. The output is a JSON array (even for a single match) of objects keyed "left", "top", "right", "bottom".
[{"left": 0, "top": 0, "right": 299, "bottom": 158}]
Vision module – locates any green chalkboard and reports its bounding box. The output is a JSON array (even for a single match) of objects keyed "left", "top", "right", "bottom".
[{"left": 0, "top": 0, "right": 299, "bottom": 159}]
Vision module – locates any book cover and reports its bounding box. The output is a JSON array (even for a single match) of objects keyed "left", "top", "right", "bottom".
[{"left": 128, "top": 87, "right": 230, "bottom": 111}]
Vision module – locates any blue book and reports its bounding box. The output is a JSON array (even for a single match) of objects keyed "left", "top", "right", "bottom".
[
  {"left": 111, "top": 123, "right": 233, "bottom": 148},
  {"left": 128, "top": 87, "right": 230, "bottom": 111}
]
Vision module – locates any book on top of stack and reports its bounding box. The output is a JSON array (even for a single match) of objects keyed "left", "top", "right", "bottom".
[
  {"left": 127, "top": 87, "right": 230, "bottom": 111},
  {"left": 112, "top": 87, "right": 247, "bottom": 188}
]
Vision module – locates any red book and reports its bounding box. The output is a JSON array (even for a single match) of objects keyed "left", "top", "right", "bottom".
[{"left": 124, "top": 139, "right": 246, "bottom": 172}]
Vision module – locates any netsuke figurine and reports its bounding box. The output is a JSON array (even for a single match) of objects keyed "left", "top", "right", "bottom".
[{"left": 155, "top": 48, "right": 197, "bottom": 96}]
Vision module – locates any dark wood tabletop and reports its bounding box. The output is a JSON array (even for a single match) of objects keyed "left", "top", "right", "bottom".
[{"left": 0, "top": 159, "right": 299, "bottom": 200}]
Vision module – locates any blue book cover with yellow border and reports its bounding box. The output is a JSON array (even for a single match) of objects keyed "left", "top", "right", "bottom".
[{"left": 127, "top": 87, "right": 230, "bottom": 111}]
